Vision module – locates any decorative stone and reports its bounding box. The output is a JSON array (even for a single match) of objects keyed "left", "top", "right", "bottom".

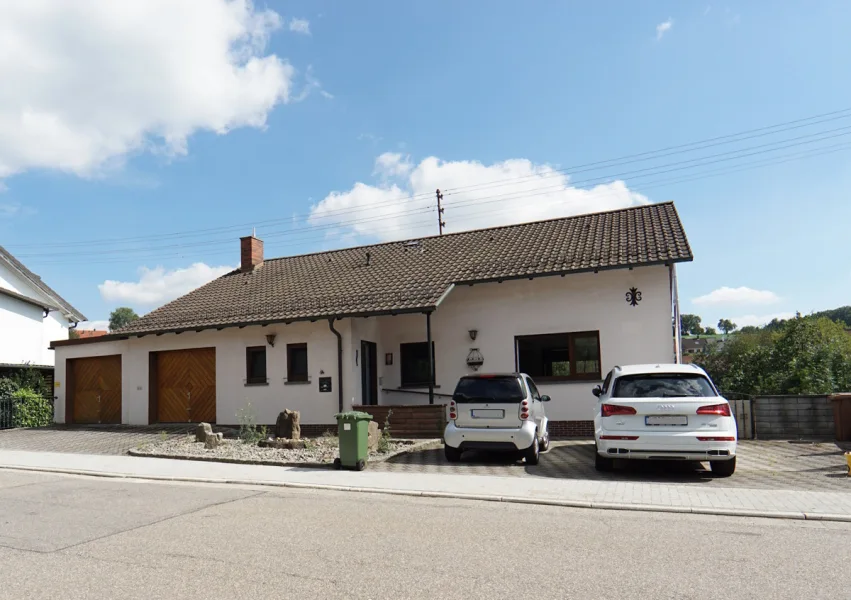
[
  {"left": 196, "top": 422, "right": 213, "bottom": 443},
  {"left": 258, "top": 438, "right": 307, "bottom": 450},
  {"left": 204, "top": 432, "right": 223, "bottom": 449},
  {"left": 275, "top": 410, "right": 301, "bottom": 440},
  {"left": 367, "top": 421, "right": 380, "bottom": 452}
]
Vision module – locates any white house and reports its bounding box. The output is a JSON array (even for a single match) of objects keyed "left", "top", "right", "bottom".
[
  {"left": 1, "top": 246, "right": 86, "bottom": 378},
  {"left": 51, "top": 202, "right": 691, "bottom": 434}
]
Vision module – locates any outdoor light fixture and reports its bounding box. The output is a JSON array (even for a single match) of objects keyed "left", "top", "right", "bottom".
[
  {"left": 468, "top": 329, "right": 478, "bottom": 341},
  {"left": 265, "top": 333, "right": 276, "bottom": 347}
]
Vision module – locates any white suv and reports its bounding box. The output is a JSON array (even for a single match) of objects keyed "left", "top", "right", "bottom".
[
  {"left": 443, "top": 373, "right": 550, "bottom": 465},
  {"left": 593, "top": 364, "right": 737, "bottom": 477}
]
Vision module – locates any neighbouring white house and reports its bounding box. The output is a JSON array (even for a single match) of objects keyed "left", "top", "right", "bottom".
[
  {"left": 1, "top": 246, "right": 86, "bottom": 381},
  {"left": 51, "top": 202, "right": 691, "bottom": 435}
]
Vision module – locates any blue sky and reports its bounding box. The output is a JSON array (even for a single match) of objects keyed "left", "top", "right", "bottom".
[{"left": 1, "top": 0, "right": 850, "bottom": 331}]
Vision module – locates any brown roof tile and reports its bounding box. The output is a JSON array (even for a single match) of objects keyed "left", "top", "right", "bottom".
[{"left": 102, "top": 202, "right": 694, "bottom": 338}]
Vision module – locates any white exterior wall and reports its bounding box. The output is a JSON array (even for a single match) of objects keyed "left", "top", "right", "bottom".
[
  {"left": 372, "top": 266, "right": 675, "bottom": 421},
  {"left": 0, "top": 263, "right": 70, "bottom": 367},
  {"left": 54, "top": 265, "right": 676, "bottom": 426},
  {"left": 54, "top": 321, "right": 350, "bottom": 426}
]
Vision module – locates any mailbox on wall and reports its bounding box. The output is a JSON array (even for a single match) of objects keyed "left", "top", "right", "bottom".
[{"left": 318, "top": 377, "right": 332, "bottom": 393}]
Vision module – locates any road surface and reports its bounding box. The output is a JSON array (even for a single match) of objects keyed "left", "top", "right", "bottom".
[{"left": 0, "top": 469, "right": 847, "bottom": 599}]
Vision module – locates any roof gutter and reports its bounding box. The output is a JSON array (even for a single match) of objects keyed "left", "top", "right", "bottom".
[{"left": 328, "top": 318, "right": 344, "bottom": 414}]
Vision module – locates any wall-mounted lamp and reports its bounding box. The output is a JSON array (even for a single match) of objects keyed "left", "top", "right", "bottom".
[
  {"left": 265, "top": 333, "right": 276, "bottom": 347},
  {"left": 468, "top": 329, "right": 478, "bottom": 341}
]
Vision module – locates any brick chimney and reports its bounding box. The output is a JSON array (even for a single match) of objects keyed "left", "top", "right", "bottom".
[{"left": 240, "top": 235, "right": 264, "bottom": 271}]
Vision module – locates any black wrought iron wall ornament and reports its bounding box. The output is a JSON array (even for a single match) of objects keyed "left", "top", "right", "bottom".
[{"left": 626, "top": 287, "right": 642, "bottom": 306}]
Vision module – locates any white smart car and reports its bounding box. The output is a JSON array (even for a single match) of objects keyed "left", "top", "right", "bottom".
[
  {"left": 443, "top": 373, "right": 550, "bottom": 465},
  {"left": 593, "top": 364, "right": 737, "bottom": 477}
]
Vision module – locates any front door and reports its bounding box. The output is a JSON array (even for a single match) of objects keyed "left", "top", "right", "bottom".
[{"left": 360, "top": 341, "right": 378, "bottom": 406}]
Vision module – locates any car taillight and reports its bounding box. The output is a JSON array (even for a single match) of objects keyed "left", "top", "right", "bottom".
[
  {"left": 697, "top": 436, "right": 736, "bottom": 441},
  {"left": 601, "top": 404, "right": 637, "bottom": 417},
  {"left": 696, "top": 403, "right": 731, "bottom": 417},
  {"left": 520, "top": 400, "right": 529, "bottom": 420},
  {"left": 449, "top": 400, "right": 456, "bottom": 420}
]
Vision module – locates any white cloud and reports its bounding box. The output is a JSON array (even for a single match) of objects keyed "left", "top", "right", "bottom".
[
  {"left": 729, "top": 312, "right": 797, "bottom": 328},
  {"left": 308, "top": 154, "right": 649, "bottom": 242},
  {"left": 0, "top": 202, "right": 35, "bottom": 218},
  {"left": 692, "top": 286, "right": 781, "bottom": 306},
  {"left": 0, "top": 0, "right": 294, "bottom": 182},
  {"left": 288, "top": 18, "right": 310, "bottom": 35},
  {"left": 373, "top": 152, "right": 413, "bottom": 179},
  {"left": 99, "top": 263, "right": 233, "bottom": 306},
  {"left": 77, "top": 320, "right": 110, "bottom": 331},
  {"left": 656, "top": 18, "right": 673, "bottom": 40}
]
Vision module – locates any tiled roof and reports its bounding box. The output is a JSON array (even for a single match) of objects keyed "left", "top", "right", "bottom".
[
  {"left": 74, "top": 329, "right": 109, "bottom": 339},
  {"left": 102, "top": 202, "right": 692, "bottom": 337},
  {"left": 0, "top": 245, "right": 86, "bottom": 321}
]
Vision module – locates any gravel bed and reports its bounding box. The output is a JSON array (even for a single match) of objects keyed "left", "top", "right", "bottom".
[{"left": 132, "top": 434, "right": 429, "bottom": 466}]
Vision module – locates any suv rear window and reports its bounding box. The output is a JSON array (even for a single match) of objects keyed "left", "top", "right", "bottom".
[
  {"left": 453, "top": 376, "right": 525, "bottom": 403},
  {"left": 613, "top": 374, "right": 717, "bottom": 398}
]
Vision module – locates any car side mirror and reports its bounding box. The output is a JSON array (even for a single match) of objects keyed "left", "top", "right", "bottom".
[
  {"left": 540, "top": 395, "right": 550, "bottom": 402},
  {"left": 592, "top": 386, "right": 602, "bottom": 398}
]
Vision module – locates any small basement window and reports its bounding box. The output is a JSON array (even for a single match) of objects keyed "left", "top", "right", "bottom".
[
  {"left": 245, "top": 346, "right": 267, "bottom": 384},
  {"left": 400, "top": 342, "right": 435, "bottom": 388},
  {"left": 515, "top": 331, "right": 601, "bottom": 382},
  {"left": 287, "top": 343, "right": 308, "bottom": 382}
]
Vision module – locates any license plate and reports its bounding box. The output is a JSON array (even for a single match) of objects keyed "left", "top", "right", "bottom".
[
  {"left": 471, "top": 409, "right": 505, "bottom": 419},
  {"left": 645, "top": 415, "right": 688, "bottom": 426}
]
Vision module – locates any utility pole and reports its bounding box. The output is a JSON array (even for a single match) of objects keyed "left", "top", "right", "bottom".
[{"left": 435, "top": 189, "right": 446, "bottom": 235}]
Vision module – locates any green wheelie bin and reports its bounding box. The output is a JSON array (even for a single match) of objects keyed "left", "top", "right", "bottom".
[{"left": 333, "top": 411, "right": 373, "bottom": 471}]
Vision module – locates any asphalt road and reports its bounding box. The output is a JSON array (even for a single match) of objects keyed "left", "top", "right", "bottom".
[{"left": 0, "top": 470, "right": 847, "bottom": 599}]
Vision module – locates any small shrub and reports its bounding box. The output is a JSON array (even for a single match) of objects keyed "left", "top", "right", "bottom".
[
  {"left": 159, "top": 430, "right": 168, "bottom": 442},
  {"left": 236, "top": 403, "right": 264, "bottom": 445},
  {"left": 11, "top": 388, "right": 53, "bottom": 428},
  {"left": 377, "top": 409, "right": 393, "bottom": 453}
]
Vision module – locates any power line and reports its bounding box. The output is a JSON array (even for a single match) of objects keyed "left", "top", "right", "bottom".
[
  {"left": 25, "top": 139, "right": 851, "bottom": 266},
  {"left": 17, "top": 126, "right": 851, "bottom": 260},
  {"left": 11, "top": 106, "right": 851, "bottom": 252}
]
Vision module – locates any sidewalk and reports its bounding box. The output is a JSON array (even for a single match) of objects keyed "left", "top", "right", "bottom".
[{"left": 1, "top": 449, "right": 849, "bottom": 522}]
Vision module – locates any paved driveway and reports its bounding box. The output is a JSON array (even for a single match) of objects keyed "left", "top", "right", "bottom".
[
  {"left": 0, "top": 425, "right": 199, "bottom": 455},
  {"left": 372, "top": 440, "right": 851, "bottom": 492},
  {"left": 1, "top": 427, "right": 848, "bottom": 493}
]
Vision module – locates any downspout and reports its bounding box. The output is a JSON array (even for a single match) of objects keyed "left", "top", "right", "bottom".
[
  {"left": 670, "top": 264, "right": 682, "bottom": 364},
  {"left": 328, "top": 318, "right": 344, "bottom": 413}
]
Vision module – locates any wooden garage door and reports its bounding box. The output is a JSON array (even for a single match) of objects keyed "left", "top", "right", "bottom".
[
  {"left": 155, "top": 348, "right": 216, "bottom": 423},
  {"left": 70, "top": 355, "right": 122, "bottom": 424}
]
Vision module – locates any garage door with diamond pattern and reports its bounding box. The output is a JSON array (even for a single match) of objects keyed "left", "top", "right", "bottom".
[
  {"left": 155, "top": 348, "right": 216, "bottom": 423},
  {"left": 69, "top": 355, "right": 122, "bottom": 424}
]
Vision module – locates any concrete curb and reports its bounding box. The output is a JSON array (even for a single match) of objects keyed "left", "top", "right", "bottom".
[{"left": 2, "top": 463, "right": 850, "bottom": 523}]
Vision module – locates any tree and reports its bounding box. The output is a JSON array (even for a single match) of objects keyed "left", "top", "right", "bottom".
[
  {"left": 68, "top": 329, "right": 80, "bottom": 340},
  {"left": 703, "top": 326, "right": 718, "bottom": 335},
  {"left": 680, "top": 314, "right": 703, "bottom": 336},
  {"left": 109, "top": 307, "right": 139, "bottom": 332},
  {"left": 696, "top": 315, "right": 851, "bottom": 396},
  {"left": 717, "top": 319, "right": 737, "bottom": 335},
  {"left": 738, "top": 325, "right": 759, "bottom": 334}
]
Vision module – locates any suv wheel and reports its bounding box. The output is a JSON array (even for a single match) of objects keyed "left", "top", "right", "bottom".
[
  {"left": 595, "top": 452, "right": 615, "bottom": 472},
  {"left": 525, "top": 436, "right": 540, "bottom": 465},
  {"left": 710, "top": 456, "right": 736, "bottom": 477},
  {"left": 444, "top": 445, "right": 462, "bottom": 463}
]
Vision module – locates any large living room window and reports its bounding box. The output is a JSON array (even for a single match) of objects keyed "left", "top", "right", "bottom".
[
  {"left": 515, "top": 331, "right": 601, "bottom": 382},
  {"left": 245, "top": 346, "right": 267, "bottom": 385},
  {"left": 400, "top": 342, "right": 435, "bottom": 388}
]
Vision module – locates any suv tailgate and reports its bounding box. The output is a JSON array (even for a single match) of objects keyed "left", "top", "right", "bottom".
[{"left": 452, "top": 375, "right": 525, "bottom": 429}]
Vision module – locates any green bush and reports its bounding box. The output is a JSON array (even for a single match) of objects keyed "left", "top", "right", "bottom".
[
  {"left": 11, "top": 388, "right": 53, "bottom": 428},
  {"left": 0, "top": 377, "right": 19, "bottom": 402}
]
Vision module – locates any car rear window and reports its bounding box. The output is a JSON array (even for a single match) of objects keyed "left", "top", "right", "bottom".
[
  {"left": 613, "top": 374, "right": 717, "bottom": 398},
  {"left": 452, "top": 376, "right": 525, "bottom": 403}
]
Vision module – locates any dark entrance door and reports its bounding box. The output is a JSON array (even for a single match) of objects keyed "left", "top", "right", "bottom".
[{"left": 360, "top": 341, "right": 378, "bottom": 406}]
